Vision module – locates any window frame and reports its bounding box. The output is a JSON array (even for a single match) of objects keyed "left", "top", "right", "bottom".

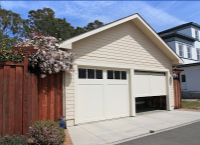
[
  {"left": 187, "top": 46, "right": 192, "bottom": 59},
  {"left": 107, "top": 70, "right": 127, "bottom": 80},
  {"left": 197, "top": 48, "right": 200, "bottom": 61},
  {"left": 178, "top": 43, "right": 184, "bottom": 57},
  {"left": 195, "top": 29, "right": 199, "bottom": 40},
  {"left": 78, "top": 68, "right": 103, "bottom": 79}
]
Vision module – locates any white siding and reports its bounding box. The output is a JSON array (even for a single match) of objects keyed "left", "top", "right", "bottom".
[
  {"left": 180, "top": 66, "right": 200, "bottom": 92},
  {"left": 167, "top": 41, "right": 176, "bottom": 52},
  {"left": 64, "top": 21, "right": 174, "bottom": 126}
]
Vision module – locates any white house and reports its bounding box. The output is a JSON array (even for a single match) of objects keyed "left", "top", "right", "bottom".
[
  {"left": 158, "top": 22, "right": 200, "bottom": 97},
  {"left": 59, "top": 14, "right": 183, "bottom": 126}
]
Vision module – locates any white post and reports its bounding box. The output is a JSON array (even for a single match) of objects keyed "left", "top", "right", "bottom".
[
  {"left": 166, "top": 71, "right": 172, "bottom": 110},
  {"left": 73, "top": 64, "right": 78, "bottom": 125},
  {"left": 130, "top": 69, "right": 136, "bottom": 116}
]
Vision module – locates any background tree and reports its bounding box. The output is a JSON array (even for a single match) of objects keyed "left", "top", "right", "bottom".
[
  {"left": 72, "top": 27, "right": 86, "bottom": 37},
  {"left": 0, "top": 6, "right": 105, "bottom": 49},
  {"left": 0, "top": 6, "right": 26, "bottom": 49},
  {"left": 26, "top": 8, "right": 75, "bottom": 40},
  {"left": 84, "top": 20, "right": 104, "bottom": 31}
]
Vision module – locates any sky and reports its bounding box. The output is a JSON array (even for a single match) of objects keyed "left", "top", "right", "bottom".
[{"left": 1, "top": 1, "right": 200, "bottom": 32}]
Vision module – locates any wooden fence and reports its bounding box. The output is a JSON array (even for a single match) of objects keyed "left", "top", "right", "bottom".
[
  {"left": 0, "top": 47, "right": 63, "bottom": 137},
  {"left": 173, "top": 69, "right": 183, "bottom": 109}
]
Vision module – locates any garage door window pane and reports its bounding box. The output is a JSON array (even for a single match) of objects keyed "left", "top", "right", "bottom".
[
  {"left": 96, "top": 70, "right": 103, "bottom": 79},
  {"left": 121, "top": 71, "right": 127, "bottom": 80},
  {"left": 107, "top": 70, "right": 113, "bottom": 79},
  {"left": 88, "top": 69, "right": 95, "bottom": 79},
  {"left": 79, "top": 68, "right": 86, "bottom": 79},
  {"left": 115, "top": 71, "right": 120, "bottom": 79}
]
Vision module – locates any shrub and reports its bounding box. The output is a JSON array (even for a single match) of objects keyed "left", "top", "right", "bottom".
[
  {"left": 0, "top": 48, "right": 25, "bottom": 62},
  {"left": 0, "top": 134, "right": 28, "bottom": 145},
  {"left": 29, "top": 120, "right": 66, "bottom": 145}
]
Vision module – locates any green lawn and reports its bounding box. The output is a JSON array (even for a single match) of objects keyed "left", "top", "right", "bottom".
[{"left": 182, "top": 101, "right": 200, "bottom": 110}]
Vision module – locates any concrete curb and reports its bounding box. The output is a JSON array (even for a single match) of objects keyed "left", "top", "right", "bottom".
[{"left": 108, "top": 119, "right": 200, "bottom": 145}]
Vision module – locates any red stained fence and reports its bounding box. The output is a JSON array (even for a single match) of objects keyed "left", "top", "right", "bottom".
[
  {"left": 173, "top": 69, "right": 183, "bottom": 109},
  {"left": 0, "top": 47, "right": 63, "bottom": 137}
]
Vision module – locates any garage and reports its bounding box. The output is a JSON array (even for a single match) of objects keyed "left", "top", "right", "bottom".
[
  {"left": 134, "top": 71, "right": 167, "bottom": 113},
  {"left": 77, "top": 67, "right": 129, "bottom": 124}
]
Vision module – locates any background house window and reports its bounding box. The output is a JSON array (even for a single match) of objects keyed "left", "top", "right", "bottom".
[
  {"left": 195, "top": 30, "right": 199, "bottom": 40},
  {"left": 187, "top": 46, "right": 192, "bottom": 59},
  {"left": 178, "top": 44, "right": 184, "bottom": 57},
  {"left": 181, "top": 75, "right": 186, "bottom": 82},
  {"left": 197, "top": 48, "right": 200, "bottom": 61}
]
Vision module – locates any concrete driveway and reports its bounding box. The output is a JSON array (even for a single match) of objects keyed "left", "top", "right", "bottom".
[{"left": 68, "top": 110, "right": 200, "bottom": 145}]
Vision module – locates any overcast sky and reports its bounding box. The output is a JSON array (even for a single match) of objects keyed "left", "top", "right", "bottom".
[{"left": 1, "top": 1, "right": 200, "bottom": 32}]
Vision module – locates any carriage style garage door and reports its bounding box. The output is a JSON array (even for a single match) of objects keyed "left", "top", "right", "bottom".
[
  {"left": 77, "top": 68, "right": 129, "bottom": 124},
  {"left": 134, "top": 71, "right": 167, "bottom": 97}
]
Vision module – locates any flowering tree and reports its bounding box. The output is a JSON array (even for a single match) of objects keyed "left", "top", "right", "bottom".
[{"left": 16, "top": 35, "right": 74, "bottom": 77}]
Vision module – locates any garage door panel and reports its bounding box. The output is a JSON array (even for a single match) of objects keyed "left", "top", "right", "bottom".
[
  {"left": 150, "top": 75, "right": 166, "bottom": 95},
  {"left": 77, "top": 85, "right": 104, "bottom": 123},
  {"left": 78, "top": 79, "right": 104, "bottom": 84},
  {"left": 134, "top": 74, "right": 150, "bottom": 97},
  {"left": 105, "top": 84, "right": 129, "bottom": 118},
  {"left": 107, "top": 80, "right": 128, "bottom": 85},
  {"left": 135, "top": 71, "right": 166, "bottom": 97},
  {"left": 77, "top": 68, "right": 129, "bottom": 124}
]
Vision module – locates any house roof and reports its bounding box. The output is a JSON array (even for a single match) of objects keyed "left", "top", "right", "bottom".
[
  {"left": 160, "top": 32, "right": 198, "bottom": 42},
  {"left": 59, "top": 13, "right": 183, "bottom": 65},
  {"left": 177, "top": 62, "right": 200, "bottom": 68},
  {"left": 158, "top": 22, "right": 200, "bottom": 35}
]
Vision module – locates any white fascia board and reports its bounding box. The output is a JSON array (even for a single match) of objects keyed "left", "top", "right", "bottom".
[
  {"left": 59, "top": 43, "right": 72, "bottom": 49},
  {"left": 59, "top": 14, "right": 138, "bottom": 48}
]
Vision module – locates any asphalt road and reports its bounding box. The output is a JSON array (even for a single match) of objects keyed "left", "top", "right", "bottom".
[{"left": 118, "top": 121, "right": 200, "bottom": 145}]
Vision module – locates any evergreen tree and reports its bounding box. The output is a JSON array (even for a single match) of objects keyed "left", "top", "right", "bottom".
[
  {"left": 26, "top": 8, "right": 75, "bottom": 40},
  {"left": 84, "top": 20, "right": 104, "bottom": 31}
]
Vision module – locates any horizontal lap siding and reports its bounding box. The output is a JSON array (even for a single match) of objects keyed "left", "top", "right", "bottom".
[
  {"left": 65, "top": 21, "right": 174, "bottom": 125},
  {"left": 64, "top": 73, "right": 75, "bottom": 124}
]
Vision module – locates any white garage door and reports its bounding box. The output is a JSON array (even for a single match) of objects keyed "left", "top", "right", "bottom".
[
  {"left": 134, "top": 71, "right": 167, "bottom": 97},
  {"left": 77, "top": 68, "right": 129, "bottom": 124}
]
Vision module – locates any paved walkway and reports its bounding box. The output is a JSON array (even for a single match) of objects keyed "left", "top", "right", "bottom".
[{"left": 68, "top": 110, "right": 200, "bottom": 145}]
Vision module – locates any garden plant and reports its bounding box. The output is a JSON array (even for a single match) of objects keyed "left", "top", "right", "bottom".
[{"left": 29, "top": 120, "right": 66, "bottom": 145}]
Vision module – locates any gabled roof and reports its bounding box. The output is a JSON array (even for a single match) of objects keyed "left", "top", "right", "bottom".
[
  {"left": 160, "top": 32, "right": 198, "bottom": 42},
  {"left": 158, "top": 22, "right": 200, "bottom": 35},
  {"left": 59, "top": 13, "right": 183, "bottom": 65}
]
